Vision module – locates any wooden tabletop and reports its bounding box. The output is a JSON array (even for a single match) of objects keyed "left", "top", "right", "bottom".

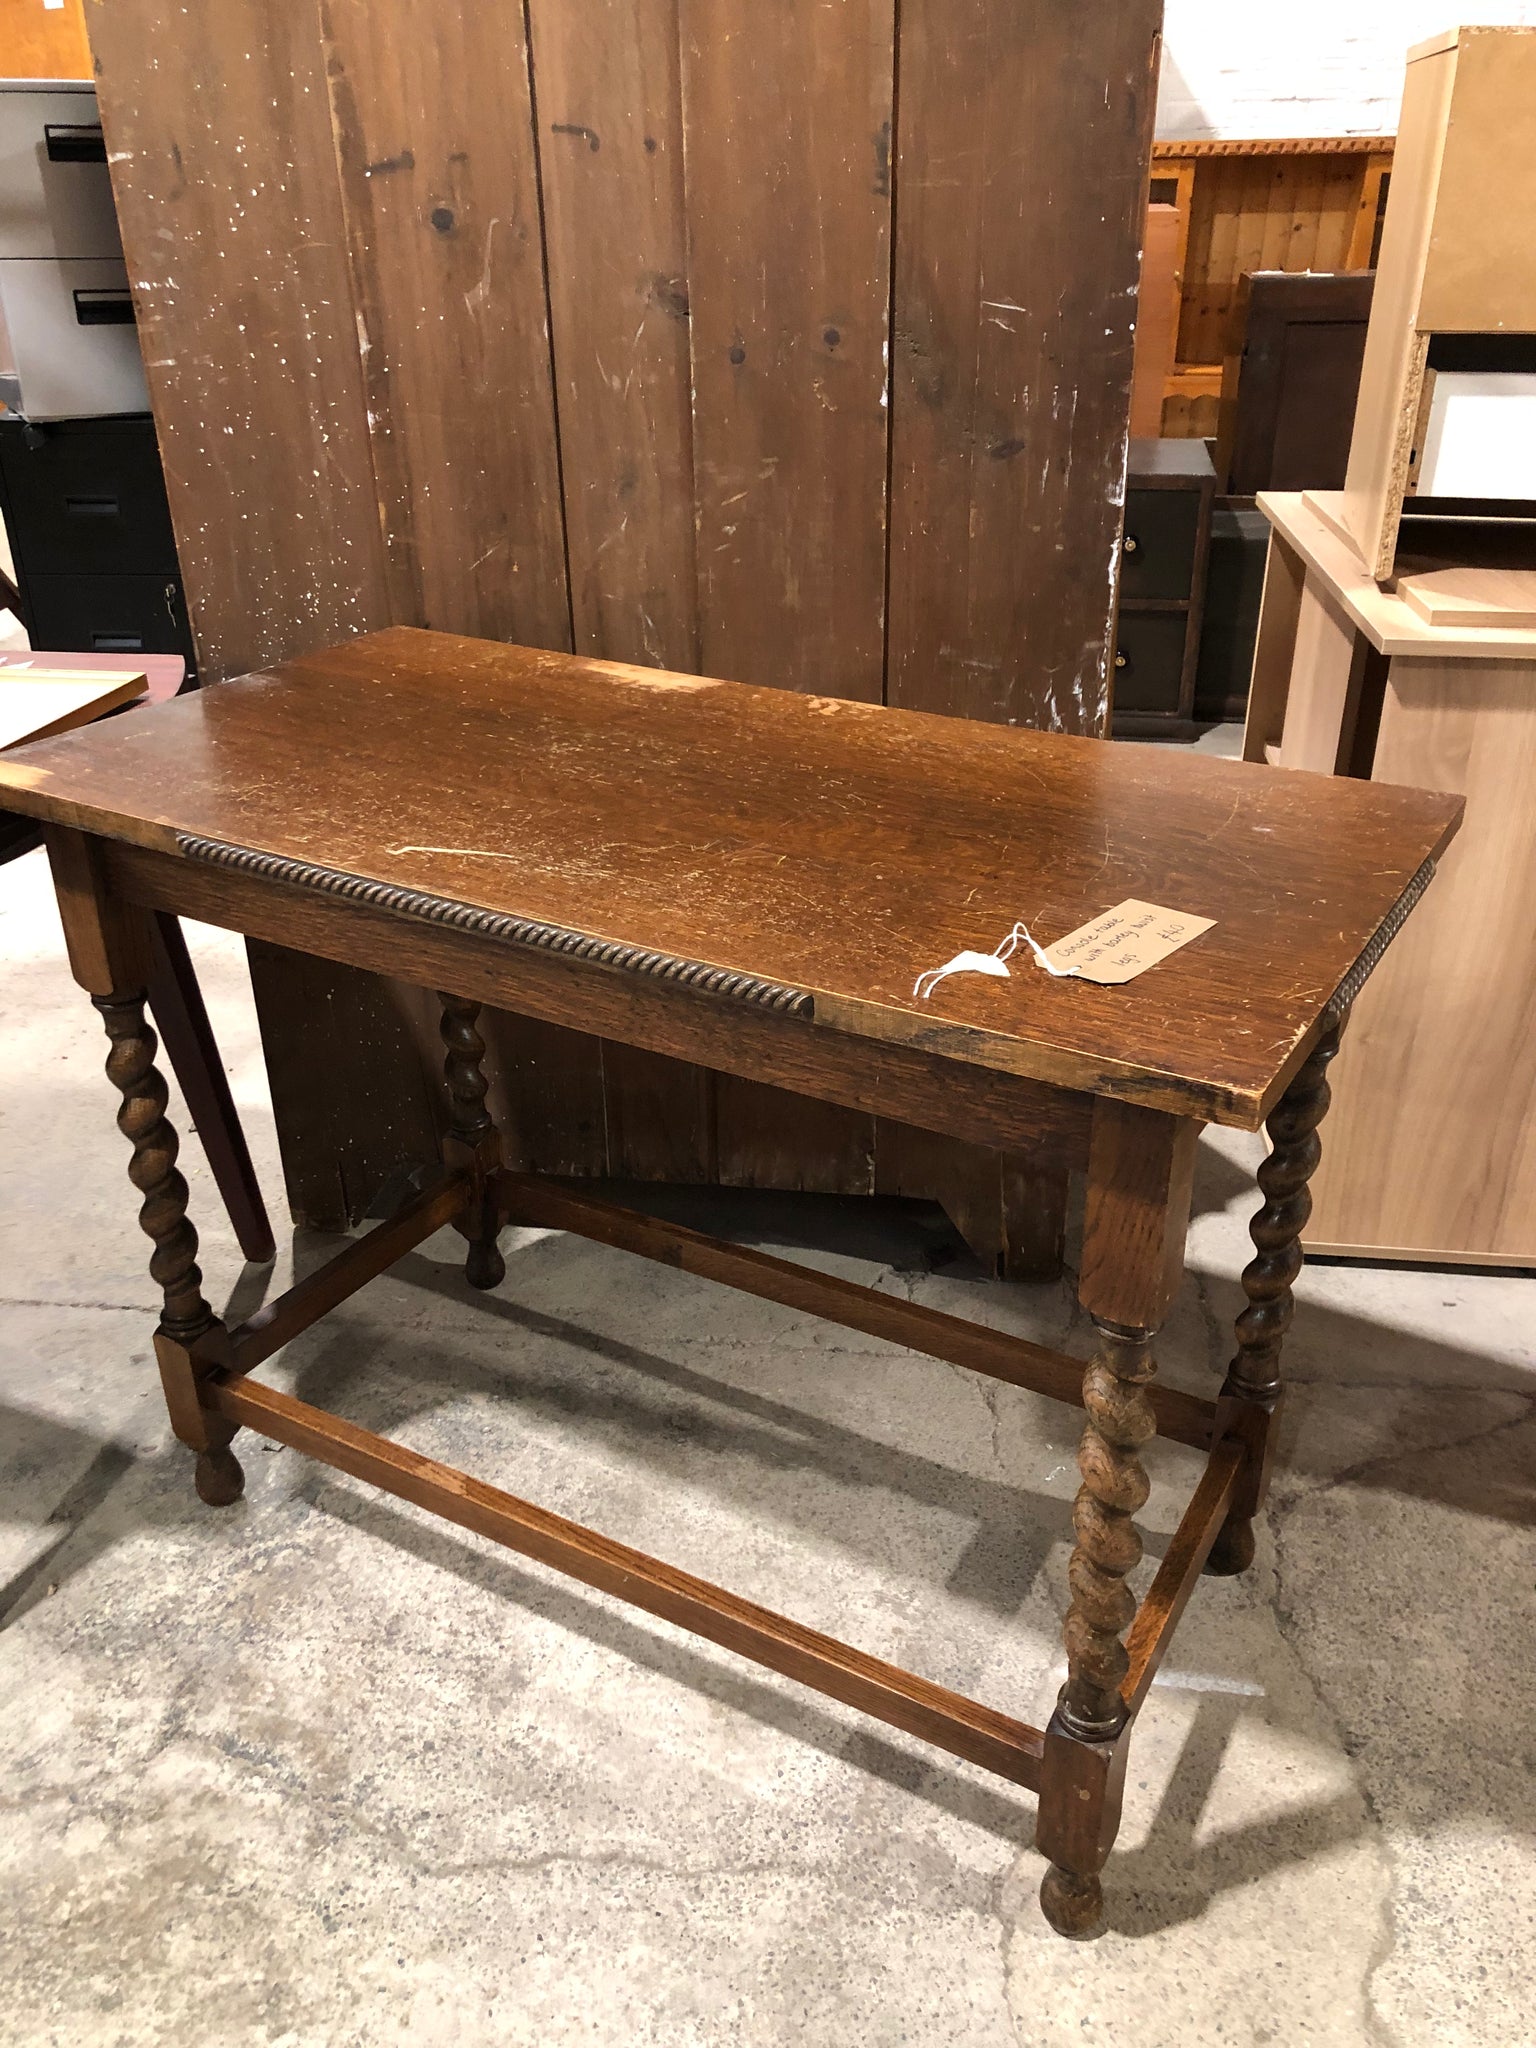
[{"left": 0, "top": 627, "right": 1461, "bottom": 1126}]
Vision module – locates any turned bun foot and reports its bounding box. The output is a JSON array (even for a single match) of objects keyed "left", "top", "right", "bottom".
[
  {"left": 1040, "top": 1863, "right": 1105, "bottom": 1940},
  {"left": 465, "top": 1237, "right": 506, "bottom": 1291},
  {"left": 1204, "top": 1516, "right": 1256, "bottom": 1577},
  {"left": 195, "top": 1445, "right": 245, "bottom": 1506}
]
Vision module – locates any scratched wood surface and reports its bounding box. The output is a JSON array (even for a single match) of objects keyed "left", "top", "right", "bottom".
[
  {"left": 84, "top": 0, "right": 392, "bottom": 678},
  {"left": 677, "top": 0, "right": 894, "bottom": 1187},
  {"left": 530, "top": 0, "right": 698, "bottom": 671},
  {"left": 85, "top": 0, "right": 1164, "bottom": 1228},
  {"left": 319, "top": 0, "right": 572, "bottom": 647},
  {"left": 886, "top": 0, "right": 1162, "bottom": 734},
  {"left": 680, "top": 0, "right": 892, "bottom": 704},
  {"left": 0, "top": 629, "right": 1463, "bottom": 1126}
]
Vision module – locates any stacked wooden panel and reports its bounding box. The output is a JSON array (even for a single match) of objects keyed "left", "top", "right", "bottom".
[{"left": 1146, "top": 138, "right": 1393, "bottom": 438}]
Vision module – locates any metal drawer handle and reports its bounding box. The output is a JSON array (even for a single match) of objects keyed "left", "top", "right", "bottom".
[
  {"left": 45, "top": 123, "right": 107, "bottom": 163},
  {"left": 73, "top": 289, "right": 136, "bottom": 327}
]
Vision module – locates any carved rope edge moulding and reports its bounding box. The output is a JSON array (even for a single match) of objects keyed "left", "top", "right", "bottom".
[{"left": 174, "top": 833, "right": 817, "bottom": 1018}]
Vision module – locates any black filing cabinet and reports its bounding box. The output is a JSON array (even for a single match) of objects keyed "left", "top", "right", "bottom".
[
  {"left": 1110, "top": 438, "right": 1215, "bottom": 740},
  {"left": 0, "top": 414, "right": 195, "bottom": 669}
]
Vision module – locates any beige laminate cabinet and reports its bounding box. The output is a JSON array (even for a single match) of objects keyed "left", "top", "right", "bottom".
[{"left": 1244, "top": 490, "right": 1536, "bottom": 1266}]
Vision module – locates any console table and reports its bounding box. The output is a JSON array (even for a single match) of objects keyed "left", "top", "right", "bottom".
[{"left": 0, "top": 627, "right": 1459, "bottom": 1936}]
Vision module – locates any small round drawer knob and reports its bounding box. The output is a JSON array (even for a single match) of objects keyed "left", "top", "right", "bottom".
[
  {"left": 1122, "top": 533, "right": 1139, "bottom": 555},
  {"left": 1114, "top": 650, "right": 1128, "bottom": 669}
]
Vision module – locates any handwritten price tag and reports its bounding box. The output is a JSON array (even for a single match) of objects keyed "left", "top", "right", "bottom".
[{"left": 1040, "top": 900, "right": 1215, "bottom": 985}]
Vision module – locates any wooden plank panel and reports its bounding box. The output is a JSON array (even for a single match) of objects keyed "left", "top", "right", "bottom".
[
  {"left": 86, "top": 0, "right": 414, "bottom": 1231},
  {"left": 602, "top": 1042, "right": 714, "bottom": 1182},
  {"left": 480, "top": 1010, "right": 609, "bottom": 1176},
  {"left": 715, "top": 1074, "right": 875, "bottom": 1195},
  {"left": 319, "top": 0, "right": 591, "bottom": 1222},
  {"left": 1280, "top": 157, "right": 1325, "bottom": 275},
  {"left": 887, "top": 0, "right": 1161, "bottom": 735},
  {"left": 530, "top": 0, "right": 699, "bottom": 671},
  {"left": 680, "top": 0, "right": 894, "bottom": 1179},
  {"left": 678, "top": 0, "right": 891, "bottom": 703},
  {"left": 84, "top": 0, "right": 392, "bottom": 679},
  {"left": 319, "top": 0, "right": 571, "bottom": 647},
  {"left": 1130, "top": 206, "right": 1183, "bottom": 438},
  {"left": 245, "top": 938, "right": 441, "bottom": 1228},
  {"left": 1176, "top": 160, "right": 1220, "bottom": 368},
  {"left": 1311, "top": 159, "right": 1361, "bottom": 272},
  {"left": 1341, "top": 43, "right": 1458, "bottom": 579},
  {"left": 527, "top": 0, "right": 708, "bottom": 1184}
]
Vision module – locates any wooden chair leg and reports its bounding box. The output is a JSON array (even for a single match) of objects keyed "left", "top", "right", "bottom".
[
  {"left": 95, "top": 989, "right": 243, "bottom": 1506},
  {"left": 1036, "top": 1099, "right": 1198, "bottom": 1938},
  {"left": 437, "top": 991, "right": 505, "bottom": 1289},
  {"left": 148, "top": 910, "right": 277, "bottom": 1264},
  {"left": 1205, "top": 1021, "right": 1340, "bottom": 1576}
]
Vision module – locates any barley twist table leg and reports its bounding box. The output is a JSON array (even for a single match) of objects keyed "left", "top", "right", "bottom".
[
  {"left": 1206, "top": 1022, "right": 1340, "bottom": 1576},
  {"left": 1039, "top": 1318, "right": 1156, "bottom": 1937},
  {"left": 1061, "top": 1322, "right": 1157, "bottom": 1735},
  {"left": 96, "top": 992, "right": 243, "bottom": 1505},
  {"left": 437, "top": 991, "right": 505, "bottom": 1290}
]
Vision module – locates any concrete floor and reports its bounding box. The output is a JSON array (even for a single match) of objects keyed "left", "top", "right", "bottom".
[{"left": 2, "top": 842, "right": 1534, "bottom": 2048}]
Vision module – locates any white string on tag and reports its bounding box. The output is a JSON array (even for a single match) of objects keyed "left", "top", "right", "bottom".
[{"left": 912, "top": 920, "right": 1071, "bottom": 1000}]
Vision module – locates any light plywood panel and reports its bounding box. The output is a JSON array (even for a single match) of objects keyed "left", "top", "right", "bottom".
[
  {"left": 1130, "top": 204, "right": 1182, "bottom": 439},
  {"left": 1418, "top": 28, "right": 1536, "bottom": 334},
  {"left": 1399, "top": 567, "right": 1536, "bottom": 631},
  {"left": 1339, "top": 42, "right": 1457, "bottom": 580},
  {"left": 1276, "top": 577, "right": 1358, "bottom": 776},
  {"left": 1242, "top": 529, "right": 1307, "bottom": 763},
  {"left": 1308, "top": 659, "right": 1536, "bottom": 1260},
  {"left": 1269, "top": 492, "right": 1536, "bottom": 659}
]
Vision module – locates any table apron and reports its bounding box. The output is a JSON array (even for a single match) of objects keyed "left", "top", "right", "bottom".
[{"left": 100, "top": 839, "right": 1093, "bottom": 1164}]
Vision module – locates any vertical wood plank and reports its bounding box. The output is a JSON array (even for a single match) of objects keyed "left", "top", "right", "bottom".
[
  {"left": 319, "top": 0, "right": 572, "bottom": 647},
  {"left": 680, "top": 0, "right": 893, "bottom": 1179},
  {"left": 716, "top": 1074, "right": 875, "bottom": 1197},
  {"left": 678, "top": 0, "right": 893, "bottom": 703},
  {"left": 526, "top": 0, "right": 707, "bottom": 1183},
  {"left": 246, "top": 939, "right": 442, "bottom": 1228},
  {"left": 317, "top": 0, "right": 588, "bottom": 1220},
  {"left": 530, "top": 0, "right": 699, "bottom": 671},
  {"left": 602, "top": 1044, "right": 714, "bottom": 1182},
  {"left": 85, "top": 0, "right": 392, "bottom": 679},
  {"left": 87, "top": 0, "right": 420, "bottom": 1232},
  {"left": 888, "top": 0, "right": 1161, "bottom": 735}
]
